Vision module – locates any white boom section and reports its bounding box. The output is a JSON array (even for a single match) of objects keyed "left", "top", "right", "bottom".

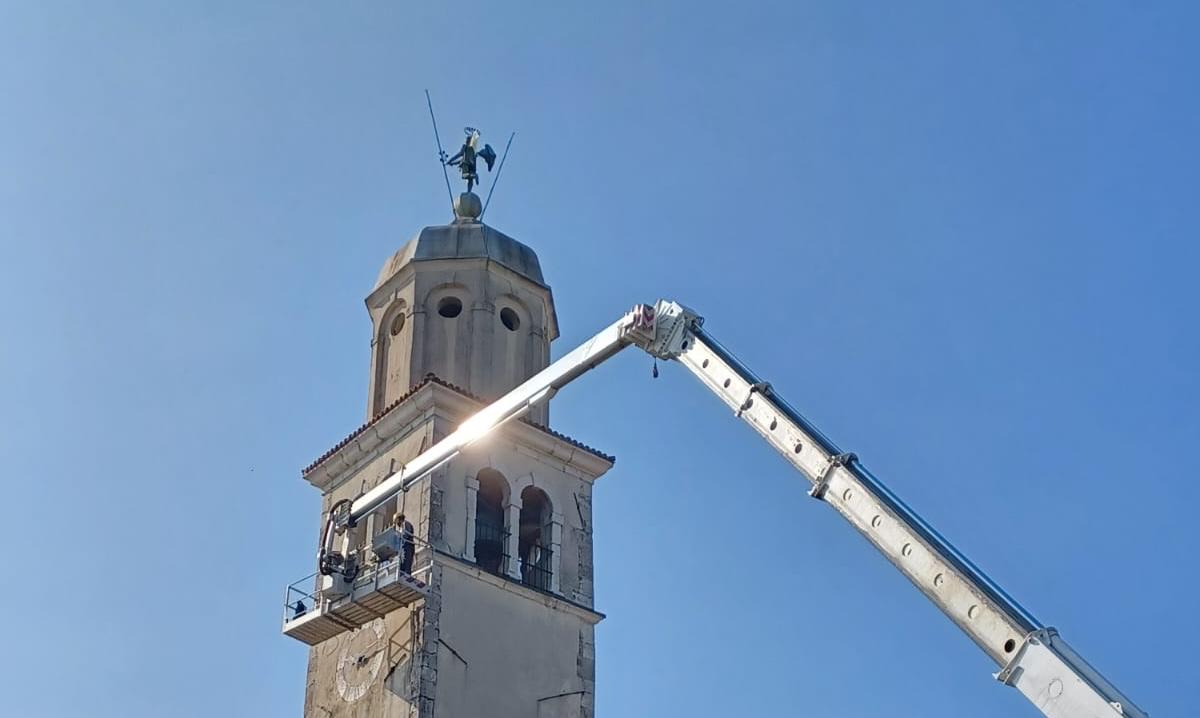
[
  {"left": 675, "top": 318, "right": 1146, "bottom": 718},
  {"left": 341, "top": 310, "right": 639, "bottom": 528},
  {"left": 322, "top": 300, "right": 1145, "bottom": 718}
]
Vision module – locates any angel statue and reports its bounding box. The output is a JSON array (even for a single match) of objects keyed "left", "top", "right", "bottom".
[{"left": 444, "top": 127, "right": 497, "bottom": 193}]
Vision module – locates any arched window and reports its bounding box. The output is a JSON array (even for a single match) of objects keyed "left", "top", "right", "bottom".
[
  {"left": 474, "top": 469, "right": 509, "bottom": 575},
  {"left": 518, "top": 487, "right": 552, "bottom": 591}
]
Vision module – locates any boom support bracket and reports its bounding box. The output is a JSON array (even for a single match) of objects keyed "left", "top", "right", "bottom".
[
  {"left": 809, "top": 451, "right": 858, "bottom": 500},
  {"left": 736, "top": 381, "right": 772, "bottom": 418}
]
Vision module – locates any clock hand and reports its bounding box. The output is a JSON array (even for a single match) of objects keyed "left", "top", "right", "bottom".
[{"left": 354, "top": 647, "right": 385, "bottom": 667}]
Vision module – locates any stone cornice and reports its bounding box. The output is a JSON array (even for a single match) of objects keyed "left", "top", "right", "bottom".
[{"left": 302, "top": 378, "right": 614, "bottom": 493}]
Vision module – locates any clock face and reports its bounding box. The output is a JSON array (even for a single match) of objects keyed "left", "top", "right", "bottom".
[{"left": 336, "top": 619, "right": 386, "bottom": 703}]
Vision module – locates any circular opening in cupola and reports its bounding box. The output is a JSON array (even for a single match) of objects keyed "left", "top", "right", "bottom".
[
  {"left": 389, "top": 312, "right": 406, "bottom": 336},
  {"left": 500, "top": 307, "right": 520, "bottom": 332},
  {"left": 438, "top": 296, "right": 463, "bottom": 318}
]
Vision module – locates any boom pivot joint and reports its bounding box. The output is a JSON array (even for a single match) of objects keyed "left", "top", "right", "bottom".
[{"left": 625, "top": 301, "right": 702, "bottom": 360}]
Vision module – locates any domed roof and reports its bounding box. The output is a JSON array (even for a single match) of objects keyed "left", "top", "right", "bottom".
[{"left": 374, "top": 220, "right": 546, "bottom": 291}]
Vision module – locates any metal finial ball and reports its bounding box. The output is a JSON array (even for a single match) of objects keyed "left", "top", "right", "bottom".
[{"left": 454, "top": 191, "right": 482, "bottom": 221}]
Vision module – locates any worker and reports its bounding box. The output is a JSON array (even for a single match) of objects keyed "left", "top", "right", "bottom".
[
  {"left": 292, "top": 599, "right": 307, "bottom": 618},
  {"left": 394, "top": 512, "right": 415, "bottom": 574}
]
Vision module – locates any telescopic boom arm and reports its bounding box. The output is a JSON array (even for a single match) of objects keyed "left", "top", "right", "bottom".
[{"left": 319, "top": 300, "right": 1146, "bottom": 718}]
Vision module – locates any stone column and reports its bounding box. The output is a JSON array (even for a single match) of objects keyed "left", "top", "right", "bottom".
[
  {"left": 469, "top": 299, "right": 493, "bottom": 399},
  {"left": 464, "top": 475, "right": 479, "bottom": 562},
  {"left": 505, "top": 501, "right": 522, "bottom": 581},
  {"left": 549, "top": 510, "right": 564, "bottom": 594},
  {"left": 410, "top": 307, "right": 427, "bottom": 385},
  {"left": 367, "top": 332, "right": 381, "bottom": 419}
]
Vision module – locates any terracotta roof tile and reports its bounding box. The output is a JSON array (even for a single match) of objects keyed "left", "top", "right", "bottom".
[{"left": 302, "top": 374, "right": 614, "bottom": 476}]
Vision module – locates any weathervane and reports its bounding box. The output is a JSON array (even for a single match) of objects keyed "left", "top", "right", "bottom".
[
  {"left": 424, "top": 91, "right": 515, "bottom": 220},
  {"left": 444, "top": 127, "right": 496, "bottom": 193}
]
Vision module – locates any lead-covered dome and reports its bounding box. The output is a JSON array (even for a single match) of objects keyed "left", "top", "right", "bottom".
[{"left": 375, "top": 222, "right": 546, "bottom": 291}]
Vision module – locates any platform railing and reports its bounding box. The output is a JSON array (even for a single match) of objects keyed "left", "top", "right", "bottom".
[
  {"left": 353, "top": 555, "right": 433, "bottom": 593},
  {"left": 283, "top": 572, "right": 321, "bottom": 623},
  {"left": 281, "top": 529, "right": 434, "bottom": 637}
]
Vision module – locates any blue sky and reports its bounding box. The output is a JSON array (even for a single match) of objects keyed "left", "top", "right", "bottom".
[{"left": 1, "top": 2, "right": 1196, "bottom": 716}]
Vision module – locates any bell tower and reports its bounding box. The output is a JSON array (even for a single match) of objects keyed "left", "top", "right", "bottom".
[
  {"left": 291, "top": 188, "right": 612, "bottom": 718},
  {"left": 366, "top": 191, "right": 556, "bottom": 425}
]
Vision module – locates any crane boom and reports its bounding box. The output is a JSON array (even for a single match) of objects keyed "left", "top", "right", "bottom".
[{"left": 315, "top": 300, "right": 1146, "bottom": 718}]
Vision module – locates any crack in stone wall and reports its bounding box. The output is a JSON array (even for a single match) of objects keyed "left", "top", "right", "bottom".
[{"left": 573, "top": 490, "right": 594, "bottom": 607}]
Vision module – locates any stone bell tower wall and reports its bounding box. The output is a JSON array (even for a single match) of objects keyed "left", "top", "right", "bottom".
[
  {"left": 433, "top": 565, "right": 600, "bottom": 718},
  {"left": 297, "top": 194, "right": 611, "bottom": 718},
  {"left": 300, "top": 378, "right": 611, "bottom": 718}
]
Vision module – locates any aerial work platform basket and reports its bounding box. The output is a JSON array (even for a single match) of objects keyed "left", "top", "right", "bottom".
[{"left": 281, "top": 557, "right": 429, "bottom": 645}]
